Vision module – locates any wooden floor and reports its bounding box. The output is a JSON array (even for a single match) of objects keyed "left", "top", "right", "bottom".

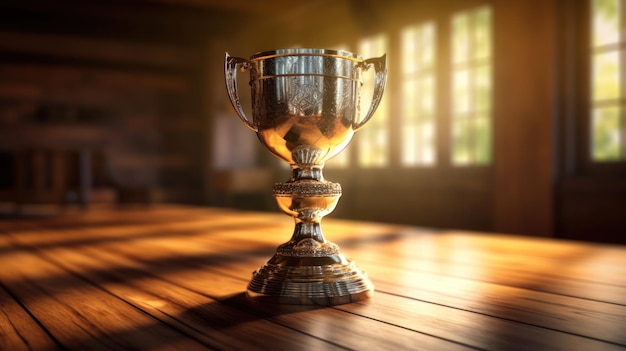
[{"left": 1, "top": 205, "right": 625, "bottom": 350}]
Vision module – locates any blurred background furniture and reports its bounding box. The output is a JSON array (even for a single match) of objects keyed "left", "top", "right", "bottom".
[{"left": 0, "top": 148, "right": 134, "bottom": 215}]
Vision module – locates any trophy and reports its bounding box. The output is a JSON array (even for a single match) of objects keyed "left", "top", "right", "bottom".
[{"left": 224, "top": 48, "right": 387, "bottom": 305}]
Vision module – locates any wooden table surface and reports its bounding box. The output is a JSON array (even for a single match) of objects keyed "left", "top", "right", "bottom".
[{"left": 1, "top": 205, "right": 625, "bottom": 351}]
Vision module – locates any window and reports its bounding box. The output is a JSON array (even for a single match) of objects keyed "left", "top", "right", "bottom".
[
  {"left": 357, "top": 34, "right": 390, "bottom": 168},
  {"left": 591, "top": 0, "right": 626, "bottom": 161},
  {"left": 451, "top": 6, "right": 493, "bottom": 165},
  {"left": 328, "top": 5, "right": 493, "bottom": 170},
  {"left": 401, "top": 22, "right": 437, "bottom": 166}
]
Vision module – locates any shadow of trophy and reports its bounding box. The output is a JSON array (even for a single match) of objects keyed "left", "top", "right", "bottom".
[{"left": 225, "top": 48, "right": 387, "bottom": 305}]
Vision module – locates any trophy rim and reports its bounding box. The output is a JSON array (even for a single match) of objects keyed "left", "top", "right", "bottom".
[{"left": 249, "top": 48, "right": 363, "bottom": 62}]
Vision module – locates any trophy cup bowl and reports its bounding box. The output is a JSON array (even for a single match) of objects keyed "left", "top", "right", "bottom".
[{"left": 225, "top": 48, "right": 387, "bottom": 305}]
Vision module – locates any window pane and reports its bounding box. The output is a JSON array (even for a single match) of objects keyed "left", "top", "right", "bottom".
[
  {"left": 592, "top": 51, "right": 621, "bottom": 101},
  {"left": 451, "top": 6, "right": 492, "bottom": 166},
  {"left": 403, "top": 80, "right": 418, "bottom": 117},
  {"left": 452, "top": 14, "right": 470, "bottom": 64},
  {"left": 419, "top": 119, "right": 436, "bottom": 164},
  {"left": 402, "top": 125, "right": 418, "bottom": 164},
  {"left": 453, "top": 69, "right": 470, "bottom": 113},
  {"left": 358, "top": 34, "right": 389, "bottom": 167},
  {"left": 473, "top": 115, "right": 492, "bottom": 163},
  {"left": 475, "top": 65, "right": 492, "bottom": 111},
  {"left": 590, "top": 1, "right": 626, "bottom": 162},
  {"left": 419, "top": 24, "right": 436, "bottom": 68},
  {"left": 401, "top": 22, "right": 436, "bottom": 166},
  {"left": 402, "top": 27, "right": 418, "bottom": 74},
  {"left": 420, "top": 76, "right": 435, "bottom": 114},
  {"left": 593, "top": 107, "right": 622, "bottom": 160},
  {"left": 593, "top": 0, "right": 620, "bottom": 47},
  {"left": 402, "top": 77, "right": 436, "bottom": 166},
  {"left": 473, "top": 7, "right": 492, "bottom": 61}
]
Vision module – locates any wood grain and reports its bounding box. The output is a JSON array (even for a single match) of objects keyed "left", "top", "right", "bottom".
[{"left": 1, "top": 205, "right": 625, "bottom": 350}]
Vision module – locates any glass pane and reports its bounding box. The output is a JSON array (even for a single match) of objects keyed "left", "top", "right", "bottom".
[
  {"left": 402, "top": 79, "right": 418, "bottom": 165},
  {"left": 402, "top": 27, "right": 418, "bottom": 74},
  {"left": 401, "top": 22, "right": 437, "bottom": 167},
  {"left": 401, "top": 119, "right": 436, "bottom": 166},
  {"left": 473, "top": 7, "right": 492, "bottom": 61},
  {"left": 473, "top": 115, "right": 492, "bottom": 164},
  {"left": 419, "top": 119, "right": 436, "bottom": 164},
  {"left": 453, "top": 69, "right": 470, "bottom": 113},
  {"left": 402, "top": 23, "right": 436, "bottom": 73},
  {"left": 453, "top": 116, "right": 470, "bottom": 164},
  {"left": 593, "top": 51, "right": 621, "bottom": 101},
  {"left": 452, "top": 13, "right": 470, "bottom": 64},
  {"left": 402, "top": 125, "right": 418, "bottom": 165},
  {"left": 451, "top": 6, "right": 493, "bottom": 166},
  {"left": 475, "top": 65, "right": 492, "bottom": 111},
  {"left": 593, "top": 0, "right": 620, "bottom": 47},
  {"left": 420, "top": 23, "right": 436, "bottom": 69},
  {"left": 419, "top": 76, "right": 435, "bottom": 115},
  {"left": 403, "top": 79, "right": 418, "bottom": 119},
  {"left": 592, "top": 106, "right": 622, "bottom": 160}
]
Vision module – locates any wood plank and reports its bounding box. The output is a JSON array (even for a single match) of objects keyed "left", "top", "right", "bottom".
[
  {"left": 106, "top": 239, "right": 626, "bottom": 351},
  {"left": 9, "top": 208, "right": 625, "bottom": 299},
  {"left": 363, "top": 264, "right": 626, "bottom": 345},
  {"left": 0, "top": 283, "right": 61, "bottom": 351},
  {"left": 29, "top": 245, "right": 352, "bottom": 350},
  {"left": 6, "top": 209, "right": 625, "bottom": 304},
  {"left": 14, "top": 219, "right": 622, "bottom": 351},
  {"left": 0, "top": 236, "right": 214, "bottom": 350},
  {"left": 159, "top": 222, "right": 626, "bottom": 344},
  {"left": 3, "top": 206, "right": 626, "bottom": 350},
  {"left": 338, "top": 232, "right": 626, "bottom": 305},
  {"left": 39, "top": 208, "right": 620, "bottom": 305},
  {"left": 4, "top": 226, "right": 476, "bottom": 351}
]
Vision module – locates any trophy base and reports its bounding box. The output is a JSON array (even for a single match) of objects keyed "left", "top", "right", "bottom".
[{"left": 246, "top": 254, "right": 373, "bottom": 305}]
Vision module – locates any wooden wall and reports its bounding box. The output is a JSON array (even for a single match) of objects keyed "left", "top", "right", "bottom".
[{"left": 492, "top": 0, "right": 558, "bottom": 237}]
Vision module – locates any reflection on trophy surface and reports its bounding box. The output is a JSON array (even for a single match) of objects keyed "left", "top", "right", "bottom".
[{"left": 225, "top": 48, "right": 387, "bottom": 305}]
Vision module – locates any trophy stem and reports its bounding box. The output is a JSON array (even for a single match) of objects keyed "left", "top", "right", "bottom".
[
  {"left": 245, "top": 166, "right": 374, "bottom": 305},
  {"left": 290, "top": 221, "right": 326, "bottom": 244}
]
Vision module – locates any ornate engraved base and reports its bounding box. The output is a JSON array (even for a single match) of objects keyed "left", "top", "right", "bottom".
[
  {"left": 246, "top": 253, "right": 374, "bottom": 305},
  {"left": 245, "top": 170, "right": 374, "bottom": 305}
]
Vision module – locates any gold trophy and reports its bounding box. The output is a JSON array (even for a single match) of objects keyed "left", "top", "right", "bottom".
[{"left": 225, "top": 48, "right": 387, "bottom": 305}]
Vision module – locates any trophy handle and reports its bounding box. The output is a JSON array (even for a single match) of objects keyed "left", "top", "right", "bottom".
[
  {"left": 354, "top": 54, "right": 388, "bottom": 131},
  {"left": 225, "top": 52, "right": 258, "bottom": 132}
]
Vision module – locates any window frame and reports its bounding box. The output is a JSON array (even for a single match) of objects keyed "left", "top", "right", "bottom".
[
  {"left": 399, "top": 21, "right": 438, "bottom": 167},
  {"left": 449, "top": 6, "right": 493, "bottom": 166},
  {"left": 325, "top": 1, "right": 494, "bottom": 173},
  {"left": 570, "top": 0, "right": 626, "bottom": 176}
]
